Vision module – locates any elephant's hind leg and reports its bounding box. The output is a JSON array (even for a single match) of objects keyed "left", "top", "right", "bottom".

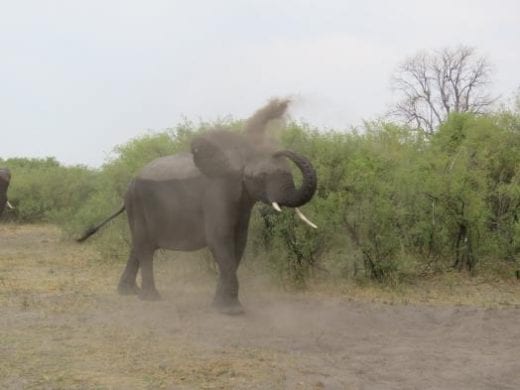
[
  {"left": 118, "top": 249, "right": 140, "bottom": 295},
  {"left": 137, "top": 246, "right": 161, "bottom": 301}
]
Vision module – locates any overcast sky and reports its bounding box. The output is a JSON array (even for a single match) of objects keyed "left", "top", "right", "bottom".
[{"left": 1, "top": 0, "right": 519, "bottom": 167}]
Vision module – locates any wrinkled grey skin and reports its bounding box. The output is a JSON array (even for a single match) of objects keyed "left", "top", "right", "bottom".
[
  {"left": 78, "top": 100, "right": 317, "bottom": 314},
  {"left": 0, "top": 168, "right": 12, "bottom": 218}
]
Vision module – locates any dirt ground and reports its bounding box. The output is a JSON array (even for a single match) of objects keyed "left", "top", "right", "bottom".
[{"left": 1, "top": 225, "right": 520, "bottom": 389}]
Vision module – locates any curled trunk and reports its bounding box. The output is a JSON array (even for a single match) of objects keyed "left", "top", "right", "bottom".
[{"left": 269, "top": 150, "right": 317, "bottom": 208}]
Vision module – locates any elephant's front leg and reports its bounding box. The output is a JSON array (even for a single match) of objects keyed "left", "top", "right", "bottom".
[
  {"left": 208, "top": 242, "right": 243, "bottom": 315},
  {"left": 204, "top": 182, "right": 246, "bottom": 314}
]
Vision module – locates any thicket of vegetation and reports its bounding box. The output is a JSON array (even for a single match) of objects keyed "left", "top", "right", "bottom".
[
  {"left": 2, "top": 101, "right": 520, "bottom": 287},
  {"left": 0, "top": 157, "right": 97, "bottom": 223}
]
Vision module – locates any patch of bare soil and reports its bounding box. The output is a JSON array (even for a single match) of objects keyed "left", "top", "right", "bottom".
[{"left": 1, "top": 224, "right": 520, "bottom": 389}]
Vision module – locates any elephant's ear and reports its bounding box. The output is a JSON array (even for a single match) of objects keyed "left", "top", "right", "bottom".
[{"left": 191, "top": 131, "right": 247, "bottom": 178}]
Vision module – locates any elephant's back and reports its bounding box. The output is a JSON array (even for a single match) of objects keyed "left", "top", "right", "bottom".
[{"left": 136, "top": 153, "right": 201, "bottom": 181}]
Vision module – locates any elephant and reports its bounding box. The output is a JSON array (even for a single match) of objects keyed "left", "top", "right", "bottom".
[
  {"left": 77, "top": 99, "right": 317, "bottom": 314},
  {"left": 0, "top": 168, "right": 13, "bottom": 218}
]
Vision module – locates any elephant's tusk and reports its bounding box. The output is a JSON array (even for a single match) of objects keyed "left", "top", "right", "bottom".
[
  {"left": 272, "top": 202, "right": 282, "bottom": 212},
  {"left": 6, "top": 201, "right": 14, "bottom": 210},
  {"left": 296, "top": 208, "right": 317, "bottom": 229}
]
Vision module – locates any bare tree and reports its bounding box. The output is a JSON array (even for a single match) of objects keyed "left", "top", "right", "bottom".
[{"left": 390, "top": 46, "right": 496, "bottom": 134}]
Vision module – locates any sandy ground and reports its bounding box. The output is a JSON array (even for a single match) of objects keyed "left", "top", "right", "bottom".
[{"left": 1, "top": 224, "right": 520, "bottom": 389}]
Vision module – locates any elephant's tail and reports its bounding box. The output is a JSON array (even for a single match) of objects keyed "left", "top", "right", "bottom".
[{"left": 76, "top": 204, "right": 126, "bottom": 243}]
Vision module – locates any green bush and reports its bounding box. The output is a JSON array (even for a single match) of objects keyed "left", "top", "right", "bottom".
[
  {"left": 4, "top": 108, "right": 519, "bottom": 287},
  {"left": 251, "top": 111, "right": 520, "bottom": 285},
  {"left": 0, "top": 157, "right": 98, "bottom": 224}
]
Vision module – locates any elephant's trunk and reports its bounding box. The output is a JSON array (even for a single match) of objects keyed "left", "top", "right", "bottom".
[{"left": 269, "top": 150, "right": 317, "bottom": 208}]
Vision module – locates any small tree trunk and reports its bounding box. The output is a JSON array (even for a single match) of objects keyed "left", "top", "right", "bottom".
[{"left": 453, "top": 223, "right": 476, "bottom": 271}]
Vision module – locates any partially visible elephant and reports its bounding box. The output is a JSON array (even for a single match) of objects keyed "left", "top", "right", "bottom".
[
  {"left": 78, "top": 99, "right": 317, "bottom": 314},
  {"left": 0, "top": 168, "right": 13, "bottom": 218}
]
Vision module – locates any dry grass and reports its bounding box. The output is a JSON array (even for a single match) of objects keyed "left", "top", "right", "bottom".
[
  {"left": 306, "top": 273, "right": 520, "bottom": 309},
  {"left": 2, "top": 224, "right": 520, "bottom": 389},
  {"left": 0, "top": 224, "right": 286, "bottom": 389}
]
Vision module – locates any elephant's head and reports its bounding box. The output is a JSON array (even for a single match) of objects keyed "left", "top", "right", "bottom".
[
  {"left": 191, "top": 99, "right": 318, "bottom": 227},
  {"left": 0, "top": 168, "right": 13, "bottom": 217}
]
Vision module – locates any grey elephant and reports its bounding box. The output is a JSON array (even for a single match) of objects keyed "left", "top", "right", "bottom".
[
  {"left": 78, "top": 99, "right": 317, "bottom": 314},
  {"left": 0, "top": 168, "right": 14, "bottom": 218}
]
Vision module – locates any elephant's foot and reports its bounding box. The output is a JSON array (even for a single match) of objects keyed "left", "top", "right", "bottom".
[
  {"left": 117, "top": 281, "right": 140, "bottom": 296},
  {"left": 217, "top": 304, "right": 244, "bottom": 315},
  {"left": 212, "top": 297, "right": 244, "bottom": 315},
  {"left": 138, "top": 288, "right": 162, "bottom": 301}
]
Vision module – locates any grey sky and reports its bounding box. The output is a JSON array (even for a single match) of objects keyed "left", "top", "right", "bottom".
[{"left": 1, "top": 0, "right": 519, "bottom": 167}]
